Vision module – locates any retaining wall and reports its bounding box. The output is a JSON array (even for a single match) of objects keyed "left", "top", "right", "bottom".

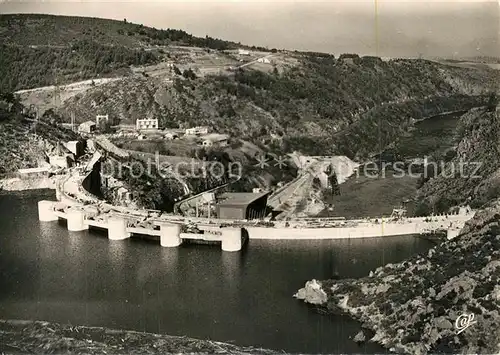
[{"left": 245, "top": 216, "right": 472, "bottom": 240}]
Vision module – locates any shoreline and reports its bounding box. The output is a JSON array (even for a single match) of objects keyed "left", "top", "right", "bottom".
[
  {"left": 0, "top": 177, "right": 56, "bottom": 192},
  {"left": 0, "top": 319, "right": 277, "bottom": 354}
]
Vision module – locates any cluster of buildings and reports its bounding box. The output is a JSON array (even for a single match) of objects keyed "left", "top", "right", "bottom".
[
  {"left": 135, "top": 123, "right": 229, "bottom": 148},
  {"left": 74, "top": 115, "right": 231, "bottom": 148},
  {"left": 16, "top": 140, "right": 87, "bottom": 180}
]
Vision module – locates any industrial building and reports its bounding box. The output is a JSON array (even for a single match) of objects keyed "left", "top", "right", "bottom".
[{"left": 216, "top": 191, "right": 270, "bottom": 220}]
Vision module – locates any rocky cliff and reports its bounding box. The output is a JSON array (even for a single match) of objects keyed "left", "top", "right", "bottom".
[
  {"left": 416, "top": 106, "right": 500, "bottom": 213},
  {"left": 296, "top": 202, "right": 500, "bottom": 353}
]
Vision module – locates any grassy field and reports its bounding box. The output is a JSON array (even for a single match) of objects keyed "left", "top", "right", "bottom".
[
  {"left": 321, "top": 112, "right": 467, "bottom": 219},
  {"left": 321, "top": 172, "right": 418, "bottom": 219}
]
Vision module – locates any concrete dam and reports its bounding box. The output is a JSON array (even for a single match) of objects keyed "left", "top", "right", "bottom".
[{"left": 37, "top": 137, "right": 476, "bottom": 252}]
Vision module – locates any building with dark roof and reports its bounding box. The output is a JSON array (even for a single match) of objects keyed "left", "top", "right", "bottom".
[{"left": 216, "top": 191, "right": 270, "bottom": 220}]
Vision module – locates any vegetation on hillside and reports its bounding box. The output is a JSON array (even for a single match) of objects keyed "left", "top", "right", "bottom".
[
  {"left": 0, "top": 92, "right": 78, "bottom": 177},
  {"left": 0, "top": 13, "right": 270, "bottom": 92},
  {"left": 0, "top": 41, "right": 158, "bottom": 92},
  {"left": 416, "top": 105, "right": 500, "bottom": 214},
  {"left": 0, "top": 14, "right": 253, "bottom": 50},
  {"left": 61, "top": 54, "right": 495, "bottom": 158}
]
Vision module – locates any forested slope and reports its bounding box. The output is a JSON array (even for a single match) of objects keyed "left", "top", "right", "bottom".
[
  {"left": 60, "top": 54, "right": 497, "bottom": 158},
  {"left": 0, "top": 13, "right": 256, "bottom": 92},
  {"left": 416, "top": 105, "right": 500, "bottom": 213}
]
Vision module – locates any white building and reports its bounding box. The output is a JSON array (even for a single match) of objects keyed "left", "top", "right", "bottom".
[
  {"left": 202, "top": 134, "right": 229, "bottom": 147},
  {"left": 96, "top": 114, "right": 109, "bottom": 125},
  {"left": 64, "top": 141, "right": 85, "bottom": 158},
  {"left": 136, "top": 118, "right": 159, "bottom": 130},
  {"left": 49, "top": 154, "right": 74, "bottom": 169},
  {"left": 238, "top": 49, "right": 250, "bottom": 56},
  {"left": 257, "top": 57, "right": 271, "bottom": 64},
  {"left": 185, "top": 126, "right": 210, "bottom": 136}
]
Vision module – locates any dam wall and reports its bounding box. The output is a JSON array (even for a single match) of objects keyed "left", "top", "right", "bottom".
[{"left": 245, "top": 215, "right": 471, "bottom": 240}]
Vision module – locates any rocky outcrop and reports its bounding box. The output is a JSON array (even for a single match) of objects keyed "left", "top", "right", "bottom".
[
  {"left": 296, "top": 202, "right": 500, "bottom": 354},
  {"left": 353, "top": 330, "right": 366, "bottom": 343},
  {"left": 293, "top": 279, "right": 328, "bottom": 305}
]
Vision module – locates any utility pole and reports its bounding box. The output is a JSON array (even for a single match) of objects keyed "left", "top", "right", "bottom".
[
  {"left": 71, "top": 112, "right": 75, "bottom": 132},
  {"left": 33, "top": 105, "right": 38, "bottom": 139}
]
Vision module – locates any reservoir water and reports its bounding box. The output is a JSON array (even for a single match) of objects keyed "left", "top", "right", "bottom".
[{"left": 0, "top": 190, "right": 435, "bottom": 353}]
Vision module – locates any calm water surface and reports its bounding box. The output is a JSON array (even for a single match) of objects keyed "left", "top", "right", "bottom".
[{"left": 0, "top": 190, "right": 435, "bottom": 353}]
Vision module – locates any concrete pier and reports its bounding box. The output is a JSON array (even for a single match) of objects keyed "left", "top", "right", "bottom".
[
  {"left": 66, "top": 209, "right": 88, "bottom": 232},
  {"left": 221, "top": 227, "right": 243, "bottom": 252},
  {"left": 38, "top": 200, "right": 59, "bottom": 222},
  {"left": 160, "top": 223, "right": 182, "bottom": 247},
  {"left": 108, "top": 215, "right": 131, "bottom": 241}
]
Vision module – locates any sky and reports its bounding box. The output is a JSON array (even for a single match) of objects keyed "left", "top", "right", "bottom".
[{"left": 0, "top": 0, "right": 498, "bottom": 57}]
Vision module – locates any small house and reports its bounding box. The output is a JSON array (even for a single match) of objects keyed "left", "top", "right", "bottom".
[{"left": 185, "top": 126, "right": 210, "bottom": 136}]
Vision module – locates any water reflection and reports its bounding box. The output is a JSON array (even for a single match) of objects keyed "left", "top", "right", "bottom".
[
  {"left": 221, "top": 251, "right": 243, "bottom": 297},
  {"left": 108, "top": 239, "right": 128, "bottom": 271},
  {"left": 0, "top": 191, "right": 432, "bottom": 354}
]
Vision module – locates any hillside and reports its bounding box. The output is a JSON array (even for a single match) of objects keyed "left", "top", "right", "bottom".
[
  {"left": 0, "top": 94, "right": 78, "bottom": 178},
  {"left": 416, "top": 106, "right": 500, "bottom": 213},
  {"left": 0, "top": 14, "right": 254, "bottom": 49},
  {"left": 2, "top": 14, "right": 497, "bottom": 160},
  {"left": 59, "top": 53, "right": 497, "bottom": 158},
  {"left": 0, "top": 14, "right": 263, "bottom": 92}
]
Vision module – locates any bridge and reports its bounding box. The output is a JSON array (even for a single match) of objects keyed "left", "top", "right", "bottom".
[{"left": 37, "top": 137, "right": 476, "bottom": 252}]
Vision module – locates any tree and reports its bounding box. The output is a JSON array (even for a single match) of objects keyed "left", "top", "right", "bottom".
[
  {"left": 173, "top": 66, "right": 182, "bottom": 75},
  {"left": 97, "top": 119, "right": 114, "bottom": 133},
  {"left": 182, "top": 68, "right": 197, "bottom": 80},
  {"left": 487, "top": 91, "right": 498, "bottom": 112}
]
